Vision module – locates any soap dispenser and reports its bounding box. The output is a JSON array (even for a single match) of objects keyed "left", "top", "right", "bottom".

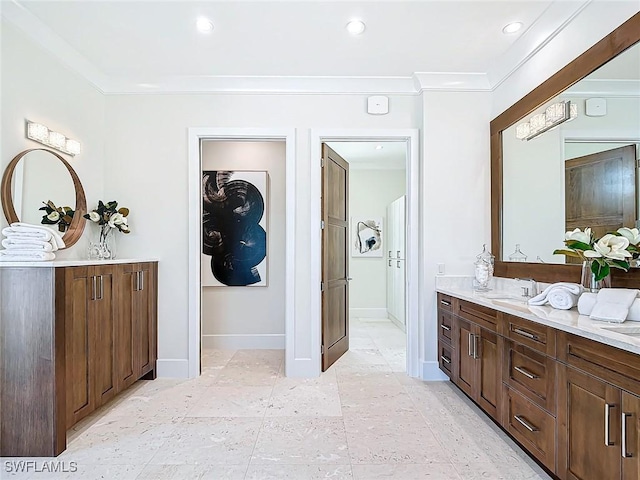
[{"left": 474, "top": 244, "right": 494, "bottom": 291}]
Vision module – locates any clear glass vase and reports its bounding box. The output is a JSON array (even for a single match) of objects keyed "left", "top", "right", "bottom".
[
  {"left": 580, "top": 260, "right": 611, "bottom": 292},
  {"left": 88, "top": 226, "right": 117, "bottom": 260}
]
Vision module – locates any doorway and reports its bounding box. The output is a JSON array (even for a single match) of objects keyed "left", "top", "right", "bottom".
[{"left": 321, "top": 141, "right": 408, "bottom": 372}]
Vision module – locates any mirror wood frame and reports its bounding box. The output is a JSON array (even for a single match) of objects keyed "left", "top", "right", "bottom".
[
  {"left": 1, "top": 148, "right": 87, "bottom": 248},
  {"left": 490, "top": 12, "right": 640, "bottom": 286}
]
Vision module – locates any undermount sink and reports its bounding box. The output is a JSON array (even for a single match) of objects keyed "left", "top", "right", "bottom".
[{"left": 598, "top": 325, "right": 640, "bottom": 337}]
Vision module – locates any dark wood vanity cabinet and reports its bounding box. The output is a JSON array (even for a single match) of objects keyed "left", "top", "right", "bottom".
[
  {"left": 437, "top": 292, "right": 640, "bottom": 480},
  {"left": 0, "top": 261, "right": 158, "bottom": 457}
]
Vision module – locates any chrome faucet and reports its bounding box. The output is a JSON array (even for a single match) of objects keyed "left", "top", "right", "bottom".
[{"left": 516, "top": 278, "right": 538, "bottom": 298}]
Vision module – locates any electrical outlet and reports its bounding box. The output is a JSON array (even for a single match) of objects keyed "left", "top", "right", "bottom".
[{"left": 437, "top": 263, "right": 445, "bottom": 275}]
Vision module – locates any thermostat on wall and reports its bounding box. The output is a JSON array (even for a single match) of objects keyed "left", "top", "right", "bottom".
[
  {"left": 585, "top": 98, "right": 607, "bottom": 117},
  {"left": 367, "top": 96, "right": 389, "bottom": 115}
]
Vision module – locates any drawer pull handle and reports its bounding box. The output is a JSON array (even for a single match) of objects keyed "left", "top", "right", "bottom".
[
  {"left": 514, "top": 415, "right": 538, "bottom": 432},
  {"left": 514, "top": 366, "right": 538, "bottom": 379},
  {"left": 440, "top": 355, "right": 451, "bottom": 364},
  {"left": 605, "top": 403, "right": 614, "bottom": 446},
  {"left": 440, "top": 300, "right": 451, "bottom": 306},
  {"left": 622, "top": 412, "right": 632, "bottom": 457},
  {"left": 513, "top": 328, "right": 539, "bottom": 341},
  {"left": 388, "top": 259, "right": 392, "bottom": 267},
  {"left": 440, "top": 324, "right": 451, "bottom": 331}
]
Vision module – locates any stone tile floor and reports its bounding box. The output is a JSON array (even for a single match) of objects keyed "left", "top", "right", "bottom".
[{"left": 1, "top": 318, "right": 551, "bottom": 479}]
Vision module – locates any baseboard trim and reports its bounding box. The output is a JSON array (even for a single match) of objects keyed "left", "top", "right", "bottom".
[
  {"left": 349, "top": 308, "right": 388, "bottom": 318},
  {"left": 421, "top": 360, "right": 449, "bottom": 381},
  {"left": 201, "top": 334, "right": 285, "bottom": 349},
  {"left": 156, "top": 359, "right": 190, "bottom": 378},
  {"left": 388, "top": 314, "right": 406, "bottom": 332}
]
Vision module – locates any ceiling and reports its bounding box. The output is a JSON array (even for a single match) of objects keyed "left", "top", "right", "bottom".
[
  {"left": 327, "top": 141, "right": 406, "bottom": 170},
  {"left": 1, "top": 0, "right": 636, "bottom": 93}
]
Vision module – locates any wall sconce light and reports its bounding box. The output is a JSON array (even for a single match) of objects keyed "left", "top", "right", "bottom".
[
  {"left": 515, "top": 100, "right": 577, "bottom": 141},
  {"left": 25, "top": 120, "right": 82, "bottom": 156}
]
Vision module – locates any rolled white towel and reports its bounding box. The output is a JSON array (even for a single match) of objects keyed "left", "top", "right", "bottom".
[
  {"left": 1, "top": 239, "right": 54, "bottom": 252},
  {"left": 11, "top": 222, "right": 65, "bottom": 249},
  {"left": 577, "top": 292, "right": 598, "bottom": 315},
  {"left": 548, "top": 288, "right": 580, "bottom": 310},
  {"left": 0, "top": 250, "right": 56, "bottom": 261},
  {"left": 528, "top": 282, "right": 583, "bottom": 308}
]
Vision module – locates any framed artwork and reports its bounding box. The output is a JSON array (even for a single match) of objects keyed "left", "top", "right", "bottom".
[
  {"left": 352, "top": 217, "right": 383, "bottom": 257},
  {"left": 201, "top": 170, "right": 268, "bottom": 286}
]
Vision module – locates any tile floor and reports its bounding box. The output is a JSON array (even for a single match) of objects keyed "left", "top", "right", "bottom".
[{"left": 2, "top": 318, "right": 552, "bottom": 480}]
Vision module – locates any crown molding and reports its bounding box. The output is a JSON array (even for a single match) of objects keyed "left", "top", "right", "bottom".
[{"left": 412, "top": 72, "right": 491, "bottom": 92}]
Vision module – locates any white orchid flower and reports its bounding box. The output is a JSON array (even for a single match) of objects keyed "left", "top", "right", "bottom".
[
  {"left": 617, "top": 227, "right": 640, "bottom": 245},
  {"left": 47, "top": 211, "right": 60, "bottom": 222},
  {"left": 565, "top": 227, "right": 591, "bottom": 244},
  {"left": 589, "top": 234, "right": 632, "bottom": 261},
  {"left": 88, "top": 211, "right": 100, "bottom": 222}
]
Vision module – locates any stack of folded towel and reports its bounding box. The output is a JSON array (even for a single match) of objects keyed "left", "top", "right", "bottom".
[
  {"left": 0, "top": 222, "right": 65, "bottom": 261},
  {"left": 528, "top": 283, "right": 584, "bottom": 310},
  {"left": 578, "top": 288, "right": 640, "bottom": 323}
]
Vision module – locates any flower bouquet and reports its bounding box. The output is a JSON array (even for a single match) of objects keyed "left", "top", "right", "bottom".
[
  {"left": 39, "top": 200, "right": 75, "bottom": 232},
  {"left": 84, "top": 200, "right": 130, "bottom": 259}
]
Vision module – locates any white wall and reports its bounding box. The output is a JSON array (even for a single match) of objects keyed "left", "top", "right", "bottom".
[
  {"left": 200, "top": 140, "right": 286, "bottom": 349},
  {"left": 104, "top": 93, "right": 421, "bottom": 369},
  {"left": 1, "top": 21, "right": 106, "bottom": 257},
  {"left": 348, "top": 168, "right": 406, "bottom": 315}
]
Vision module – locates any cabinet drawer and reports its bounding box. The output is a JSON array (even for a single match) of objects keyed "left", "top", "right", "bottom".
[
  {"left": 557, "top": 331, "right": 640, "bottom": 397},
  {"left": 504, "top": 386, "right": 556, "bottom": 472},
  {"left": 438, "top": 310, "right": 453, "bottom": 344},
  {"left": 438, "top": 339, "right": 454, "bottom": 379},
  {"left": 437, "top": 293, "right": 453, "bottom": 312},
  {"left": 503, "top": 340, "right": 556, "bottom": 415},
  {"left": 503, "top": 314, "right": 555, "bottom": 356},
  {"left": 456, "top": 299, "right": 498, "bottom": 332}
]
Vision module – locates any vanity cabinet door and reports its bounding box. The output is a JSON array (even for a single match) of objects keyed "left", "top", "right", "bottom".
[
  {"left": 476, "top": 326, "right": 501, "bottom": 418},
  {"left": 622, "top": 391, "right": 640, "bottom": 480},
  {"left": 454, "top": 317, "right": 475, "bottom": 399},
  {"left": 558, "top": 364, "right": 622, "bottom": 480},
  {"left": 116, "top": 264, "right": 138, "bottom": 390},
  {"left": 135, "top": 262, "right": 157, "bottom": 378},
  {"left": 91, "top": 265, "right": 117, "bottom": 408}
]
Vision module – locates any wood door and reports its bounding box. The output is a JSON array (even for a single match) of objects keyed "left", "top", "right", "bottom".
[
  {"left": 455, "top": 316, "right": 475, "bottom": 398},
  {"left": 322, "top": 144, "right": 349, "bottom": 371},
  {"left": 136, "top": 262, "right": 157, "bottom": 378},
  {"left": 622, "top": 391, "right": 640, "bottom": 480},
  {"left": 558, "top": 365, "right": 622, "bottom": 480},
  {"left": 565, "top": 145, "right": 636, "bottom": 263},
  {"left": 91, "top": 265, "right": 117, "bottom": 407},
  {"left": 116, "top": 264, "right": 137, "bottom": 390},
  {"left": 65, "top": 266, "right": 93, "bottom": 428},
  {"left": 477, "top": 326, "right": 500, "bottom": 417}
]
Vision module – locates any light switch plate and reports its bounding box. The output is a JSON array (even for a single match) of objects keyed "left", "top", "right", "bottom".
[{"left": 367, "top": 96, "right": 389, "bottom": 115}]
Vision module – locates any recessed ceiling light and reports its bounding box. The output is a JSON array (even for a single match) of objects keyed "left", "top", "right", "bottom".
[
  {"left": 346, "top": 20, "right": 366, "bottom": 35},
  {"left": 196, "top": 17, "right": 214, "bottom": 33},
  {"left": 375, "top": 145, "right": 383, "bottom": 150},
  {"left": 502, "top": 22, "right": 523, "bottom": 34}
]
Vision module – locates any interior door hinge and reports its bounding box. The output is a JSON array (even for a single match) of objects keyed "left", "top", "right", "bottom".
[
  {"left": 321, "top": 281, "right": 325, "bottom": 291},
  {"left": 321, "top": 220, "right": 325, "bottom": 230},
  {"left": 321, "top": 344, "right": 325, "bottom": 354},
  {"left": 321, "top": 157, "right": 325, "bottom": 167}
]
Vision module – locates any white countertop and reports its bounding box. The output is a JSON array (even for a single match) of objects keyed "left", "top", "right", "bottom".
[
  {"left": 0, "top": 258, "right": 158, "bottom": 267},
  {"left": 436, "top": 276, "right": 640, "bottom": 356}
]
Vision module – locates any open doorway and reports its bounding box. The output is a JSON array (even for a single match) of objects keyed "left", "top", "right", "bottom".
[{"left": 321, "top": 140, "right": 408, "bottom": 372}]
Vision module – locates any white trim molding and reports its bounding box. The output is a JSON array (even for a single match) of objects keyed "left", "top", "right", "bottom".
[
  {"left": 310, "top": 129, "right": 421, "bottom": 379},
  {"left": 187, "top": 128, "right": 296, "bottom": 379},
  {"left": 156, "top": 359, "right": 190, "bottom": 379},
  {"left": 421, "top": 361, "right": 449, "bottom": 381}
]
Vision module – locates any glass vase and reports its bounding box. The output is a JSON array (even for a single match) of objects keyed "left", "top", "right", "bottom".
[
  {"left": 88, "top": 226, "right": 117, "bottom": 260},
  {"left": 580, "top": 260, "right": 611, "bottom": 293}
]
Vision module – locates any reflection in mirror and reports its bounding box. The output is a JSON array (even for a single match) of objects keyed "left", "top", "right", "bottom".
[
  {"left": 502, "top": 42, "right": 640, "bottom": 263},
  {"left": 11, "top": 150, "right": 76, "bottom": 229}
]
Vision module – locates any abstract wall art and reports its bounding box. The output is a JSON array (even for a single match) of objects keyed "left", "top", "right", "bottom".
[
  {"left": 201, "top": 170, "right": 268, "bottom": 286},
  {"left": 352, "top": 217, "right": 383, "bottom": 257}
]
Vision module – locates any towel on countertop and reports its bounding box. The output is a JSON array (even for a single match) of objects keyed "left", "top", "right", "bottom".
[
  {"left": 1, "top": 238, "right": 55, "bottom": 252},
  {"left": 2, "top": 222, "right": 65, "bottom": 249},
  {"left": 589, "top": 288, "right": 640, "bottom": 323},
  {"left": 0, "top": 250, "right": 56, "bottom": 261},
  {"left": 528, "top": 282, "right": 584, "bottom": 310},
  {"left": 577, "top": 292, "right": 598, "bottom": 315}
]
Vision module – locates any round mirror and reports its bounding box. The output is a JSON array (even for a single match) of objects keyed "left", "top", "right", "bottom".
[{"left": 1, "top": 148, "right": 87, "bottom": 248}]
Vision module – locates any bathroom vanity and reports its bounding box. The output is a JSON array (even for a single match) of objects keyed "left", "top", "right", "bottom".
[
  {"left": 0, "top": 259, "right": 158, "bottom": 457},
  {"left": 436, "top": 280, "right": 639, "bottom": 480}
]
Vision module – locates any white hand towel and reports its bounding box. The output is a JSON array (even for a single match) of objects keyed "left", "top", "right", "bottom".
[
  {"left": 1, "top": 239, "right": 54, "bottom": 252},
  {"left": 10, "top": 222, "right": 65, "bottom": 249},
  {"left": 528, "top": 282, "right": 583, "bottom": 308},
  {"left": 596, "top": 288, "right": 639, "bottom": 306},
  {"left": 2, "top": 227, "right": 52, "bottom": 242},
  {"left": 590, "top": 302, "right": 630, "bottom": 323},
  {"left": 548, "top": 288, "right": 580, "bottom": 310},
  {"left": 0, "top": 250, "right": 56, "bottom": 261},
  {"left": 627, "top": 299, "right": 640, "bottom": 322},
  {"left": 578, "top": 292, "right": 598, "bottom": 315}
]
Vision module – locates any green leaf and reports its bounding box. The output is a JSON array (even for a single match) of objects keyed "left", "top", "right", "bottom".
[
  {"left": 553, "top": 249, "right": 583, "bottom": 258},
  {"left": 591, "top": 260, "right": 610, "bottom": 281},
  {"left": 565, "top": 240, "right": 592, "bottom": 251},
  {"left": 610, "top": 259, "right": 630, "bottom": 271}
]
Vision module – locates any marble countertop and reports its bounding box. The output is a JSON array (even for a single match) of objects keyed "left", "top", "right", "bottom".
[
  {"left": 0, "top": 258, "right": 158, "bottom": 267},
  {"left": 436, "top": 276, "right": 640, "bottom": 356}
]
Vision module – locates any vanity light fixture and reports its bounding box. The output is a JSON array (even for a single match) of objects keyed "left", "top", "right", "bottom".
[
  {"left": 515, "top": 100, "right": 578, "bottom": 141},
  {"left": 25, "top": 120, "right": 82, "bottom": 156},
  {"left": 346, "top": 20, "right": 366, "bottom": 35}
]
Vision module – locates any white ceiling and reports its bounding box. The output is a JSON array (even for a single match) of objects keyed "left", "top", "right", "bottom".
[
  {"left": 1, "top": 0, "right": 636, "bottom": 94},
  {"left": 327, "top": 141, "right": 406, "bottom": 170}
]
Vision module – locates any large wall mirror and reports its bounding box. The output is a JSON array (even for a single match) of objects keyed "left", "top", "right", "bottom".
[
  {"left": 491, "top": 13, "right": 640, "bottom": 284},
  {"left": 1, "top": 148, "right": 87, "bottom": 248}
]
